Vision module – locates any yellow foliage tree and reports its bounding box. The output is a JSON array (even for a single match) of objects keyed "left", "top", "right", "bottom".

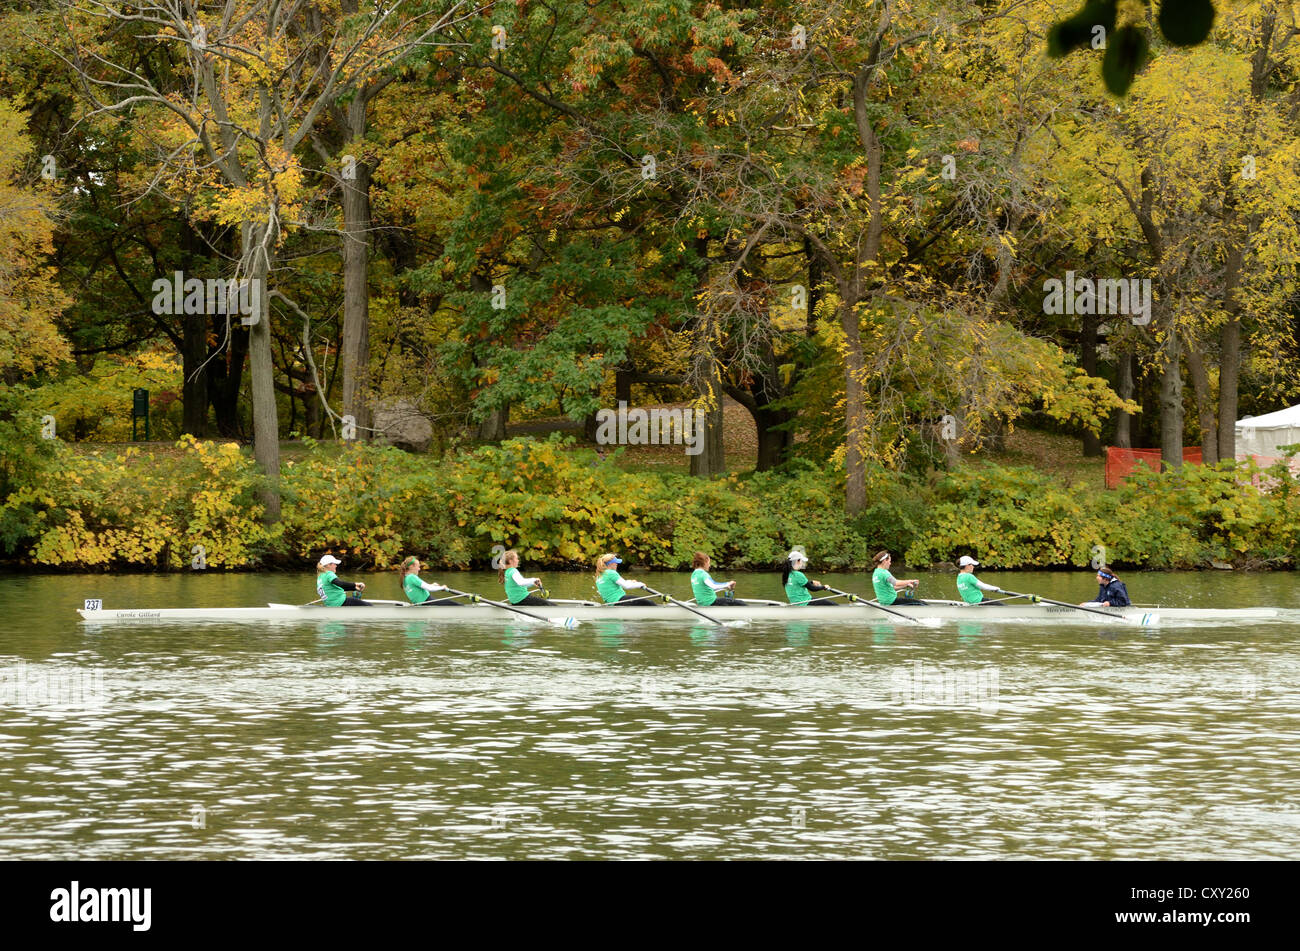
[{"left": 0, "top": 99, "right": 70, "bottom": 381}]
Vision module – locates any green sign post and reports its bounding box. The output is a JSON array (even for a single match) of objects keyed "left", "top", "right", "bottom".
[{"left": 132, "top": 387, "right": 149, "bottom": 441}]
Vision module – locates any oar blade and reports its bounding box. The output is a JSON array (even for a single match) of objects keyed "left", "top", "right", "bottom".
[{"left": 549, "top": 616, "right": 580, "bottom": 629}]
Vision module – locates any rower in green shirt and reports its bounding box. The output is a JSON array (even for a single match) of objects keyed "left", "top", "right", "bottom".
[
  {"left": 499, "top": 549, "right": 553, "bottom": 605},
  {"left": 400, "top": 556, "right": 460, "bottom": 606},
  {"left": 956, "top": 555, "right": 1001, "bottom": 605},
  {"left": 594, "top": 553, "right": 655, "bottom": 606},
  {"left": 871, "top": 551, "right": 924, "bottom": 606},
  {"left": 783, "top": 550, "right": 834, "bottom": 605},
  {"left": 690, "top": 552, "right": 744, "bottom": 606},
  {"left": 315, "top": 554, "right": 371, "bottom": 607}
]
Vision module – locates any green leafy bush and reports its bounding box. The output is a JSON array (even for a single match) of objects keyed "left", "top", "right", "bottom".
[
  {"left": 3, "top": 434, "right": 1297, "bottom": 571},
  {"left": 906, "top": 458, "right": 1300, "bottom": 569},
  {"left": 0, "top": 388, "right": 57, "bottom": 555}
]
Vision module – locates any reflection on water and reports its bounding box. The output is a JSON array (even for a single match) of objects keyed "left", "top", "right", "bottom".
[
  {"left": 784, "top": 622, "right": 811, "bottom": 647},
  {"left": 592, "top": 620, "right": 626, "bottom": 649},
  {"left": 688, "top": 624, "right": 718, "bottom": 646},
  {"left": 1, "top": 571, "right": 1299, "bottom": 859}
]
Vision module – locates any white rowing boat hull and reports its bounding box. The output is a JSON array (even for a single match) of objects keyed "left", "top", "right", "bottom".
[{"left": 75, "top": 599, "right": 1286, "bottom": 626}]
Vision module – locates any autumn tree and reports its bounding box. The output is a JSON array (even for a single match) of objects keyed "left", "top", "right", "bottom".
[
  {"left": 0, "top": 98, "right": 71, "bottom": 382},
  {"left": 56, "top": 0, "right": 466, "bottom": 518},
  {"left": 1057, "top": 1, "right": 1300, "bottom": 467}
]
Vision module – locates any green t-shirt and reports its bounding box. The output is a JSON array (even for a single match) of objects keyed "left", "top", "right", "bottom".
[
  {"left": 956, "top": 571, "right": 984, "bottom": 604},
  {"left": 503, "top": 567, "right": 531, "bottom": 605},
  {"left": 317, "top": 570, "right": 346, "bottom": 607},
  {"left": 403, "top": 573, "right": 430, "bottom": 604},
  {"left": 597, "top": 568, "right": 626, "bottom": 604},
  {"left": 785, "top": 569, "right": 811, "bottom": 605},
  {"left": 691, "top": 568, "right": 718, "bottom": 606},
  {"left": 872, "top": 567, "right": 898, "bottom": 605}
]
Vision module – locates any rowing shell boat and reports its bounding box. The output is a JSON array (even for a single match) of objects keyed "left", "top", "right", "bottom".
[{"left": 76, "top": 598, "right": 1287, "bottom": 626}]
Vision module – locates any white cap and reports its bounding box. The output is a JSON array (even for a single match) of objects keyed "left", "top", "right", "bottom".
[
  {"left": 957, "top": 555, "right": 979, "bottom": 567},
  {"left": 319, "top": 554, "right": 341, "bottom": 566},
  {"left": 787, "top": 550, "right": 807, "bottom": 564}
]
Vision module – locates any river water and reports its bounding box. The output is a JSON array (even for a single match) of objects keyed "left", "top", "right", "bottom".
[{"left": 1, "top": 570, "right": 1297, "bottom": 860}]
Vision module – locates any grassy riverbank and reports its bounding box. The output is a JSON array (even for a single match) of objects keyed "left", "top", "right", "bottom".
[{"left": 2, "top": 434, "right": 1297, "bottom": 572}]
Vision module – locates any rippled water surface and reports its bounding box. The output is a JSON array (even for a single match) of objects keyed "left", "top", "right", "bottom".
[{"left": 2, "top": 571, "right": 1299, "bottom": 859}]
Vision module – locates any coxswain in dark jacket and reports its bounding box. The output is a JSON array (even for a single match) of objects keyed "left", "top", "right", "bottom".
[{"left": 1093, "top": 569, "right": 1131, "bottom": 607}]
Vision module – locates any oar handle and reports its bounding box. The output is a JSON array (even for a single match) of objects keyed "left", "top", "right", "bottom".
[
  {"left": 799, "top": 593, "right": 848, "bottom": 606},
  {"left": 824, "top": 586, "right": 922, "bottom": 625},
  {"left": 442, "top": 588, "right": 577, "bottom": 627},
  {"left": 640, "top": 585, "right": 723, "bottom": 626},
  {"left": 959, "top": 594, "right": 1022, "bottom": 606},
  {"left": 442, "top": 586, "right": 550, "bottom": 622}
]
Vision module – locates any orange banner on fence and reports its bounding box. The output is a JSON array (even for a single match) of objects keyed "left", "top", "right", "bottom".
[{"left": 1105, "top": 447, "right": 1203, "bottom": 489}]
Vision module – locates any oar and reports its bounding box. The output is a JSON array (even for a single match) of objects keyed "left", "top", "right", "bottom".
[
  {"left": 442, "top": 586, "right": 578, "bottom": 629},
  {"left": 996, "top": 588, "right": 1156, "bottom": 626},
  {"left": 420, "top": 593, "right": 468, "bottom": 606},
  {"left": 270, "top": 595, "right": 463, "bottom": 609},
  {"left": 596, "top": 593, "right": 662, "bottom": 606},
  {"left": 640, "top": 584, "right": 747, "bottom": 628},
  {"left": 796, "top": 593, "right": 846, "bottom": 606},
  {"left": 822, "top": 585, "right": 941, "bottom": 628},
  {"left": 956, "top": 594, "right": 1023, "bottom": 607},
  {"left": 270, "top": 598, "right": 405, "bottom": 608}
]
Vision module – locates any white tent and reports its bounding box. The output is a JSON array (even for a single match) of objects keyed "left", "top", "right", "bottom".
[{"left": 1236, "top": 404, "right": 1300, "bottom": 460}]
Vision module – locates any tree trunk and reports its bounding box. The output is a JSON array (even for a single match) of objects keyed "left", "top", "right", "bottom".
[
  {"left": 803, "top": 236, "right": 823, "bottom": 334},
  {"left": 1115, "top": 351, "right": 1134, "bottom": 449},
  {"left": 725, "top": 383, "right": 793, "bottom": 473},
  {"left": 244, "top": 222, "right": 281, "bottom": 521},
  {"left": 178, "top": 220, "right": 209, "bottom": 436},
  {"left": 468, "top": 270, "right": 509, "bottom": 441},
  {"left": 987, "top": 416, "right": 1009, "bottom": 453},
  {"left": 181, "top": 311, "right": 208, "bottom": 436},
  {"left": 615, "top": 364, "right": 633, "bottom": 406},
  {"left": 689, "top": 360, "right": 726, "bottom": 478},
  {"left": 841, "top": 297, "right": 867, "bottom": 513},
  {"left": 844, "top": 53, "right": 885, "bottom": 516},
  {"left": 303, "top": 385, "right": 320, "bottom": 439},
  {"left": 1184, "top": 342, "right": 1219, "bottom": 464},
  {"left": 1159, "top": 324, "right": 1183, "bottom": 471},
  {"left": 942, "top": 418, "right": 961, "bottom": 467},
  {"left": 1217, "top": 315, "right": 1241, "bottom": 463},
  {"left": 686, "top": 233, "right": 725, "bottom": 478},
  {"left": 209, "top": 319, "right": 248, "bottom": 438},
  {"left": 1079, "top": 314, "right": 1102, "bottom": 457},
  {"left": 340, "top": 98, "right": 373, "bottom": 441},
  {"left": 754, "top": 404, "right": 794, "bottom": 471},
  {"left": 477, "top": 404, "right": 508, "bottom": 442},
  {"left": 1218, "top": 7, "right": 1276, "bottom": 462}
]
